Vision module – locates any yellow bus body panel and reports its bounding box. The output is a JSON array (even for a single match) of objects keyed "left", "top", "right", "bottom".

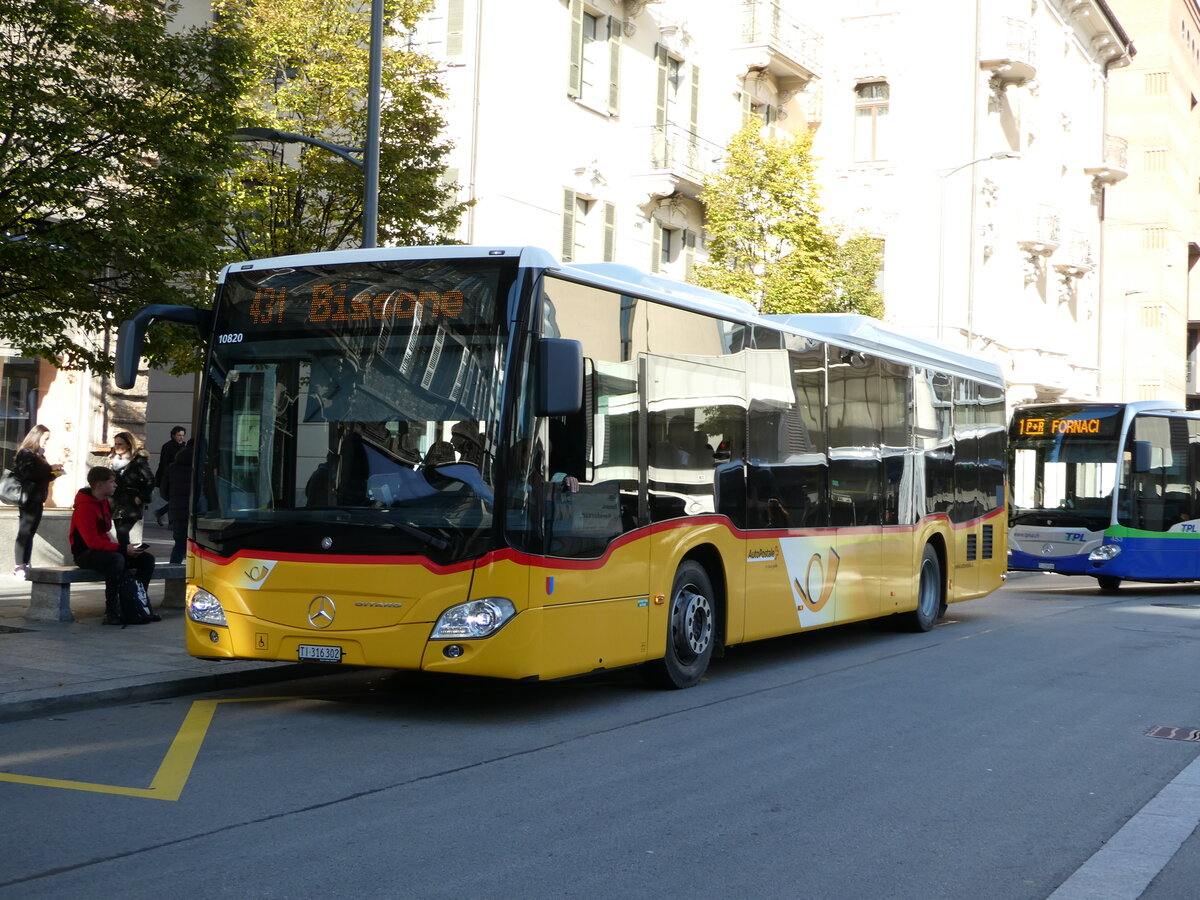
[{"left": 184, "top": 509, "right": 1006, "bottom": 681}]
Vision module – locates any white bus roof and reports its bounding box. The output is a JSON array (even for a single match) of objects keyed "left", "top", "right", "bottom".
[
  {"left": 1014, "top": 400, "right": 1187, "bottom": 415},
  {"left": 218, "top": 245, "right": 1003, "bottom": 387}
]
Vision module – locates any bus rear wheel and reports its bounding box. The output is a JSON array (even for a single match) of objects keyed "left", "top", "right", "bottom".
[
  {"left": 642, "top": 560, "right": 716, "bottom": 689},
  {"left": 904, "top": 544, "right": 943, "bottom": 632},
  {"left": 1097, "top": 575, "right": 1122, "bottom": 593}
]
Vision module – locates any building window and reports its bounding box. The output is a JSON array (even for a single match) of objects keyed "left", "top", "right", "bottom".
[
  {"left": 563, "top": 189, "right": 610, "bottom": 263},
  {"left": 853, "top": 81, "right": 889, "bottom": 162},
  {"left": 0, "top": 358, "right": 38, "bottom": 472},
  {"left": 1142, "top": 226, "right": 1168, "bottom": 251},
  {"left": 652, "top": 223, "right": 697, "bottom": 277},
  {"left": 567, "top": 1, "right": 621, "bottom": 114}
]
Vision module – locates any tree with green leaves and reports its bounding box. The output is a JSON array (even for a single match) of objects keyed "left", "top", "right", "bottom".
[
  {"left": 214, "top": 0, "right": 461, "bottom": 258},
  {"left": 0, "top": 0, "right": 251, "bottom": 371},
  {"left": 694, "top": 124, "right": 882, "bottom": 318}
]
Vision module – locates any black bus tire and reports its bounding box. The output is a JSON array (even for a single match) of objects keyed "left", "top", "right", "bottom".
[
  {"left": 1097, "top": 575, "right": 1122, "bottom": 593},
  {"left": 905, "top": 544, "right": 943, "bottom": 633},
  {"left": 642, "top": 560, "right": 716, "bottom": 689}
]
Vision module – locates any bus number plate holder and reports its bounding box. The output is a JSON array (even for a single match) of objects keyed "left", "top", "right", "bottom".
[
  {"left": 298, "top": 644, "right": 342, "bottom": 663},
  {"left": 1038, "top": 562, "right": 1055, "bottom": 570}
]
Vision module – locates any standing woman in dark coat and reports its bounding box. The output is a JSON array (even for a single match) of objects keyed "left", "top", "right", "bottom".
[
  {"left": 161, "top": 444, "right": 193, "bottom": 564},
  {"left": 11, "top": 424, "right": 62, "bottom": 579},
  {"left": 108, "top": 431, "right": 156, "bottom": 546}
]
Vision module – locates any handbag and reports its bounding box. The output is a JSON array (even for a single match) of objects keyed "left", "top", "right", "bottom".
[{"left": 0, "top": 469, "right": 26, "bottom": 506}]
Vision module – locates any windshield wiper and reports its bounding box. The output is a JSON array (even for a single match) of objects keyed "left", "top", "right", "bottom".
[{"left": 392, "top": 519, "right": 450, "bottom": 550}]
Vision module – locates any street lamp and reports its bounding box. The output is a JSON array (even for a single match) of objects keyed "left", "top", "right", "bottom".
[
  {"left": 936, "top": 151, "right": 1021, "bottom": 344},
  {"left": 232, "top": 127, "right": 363, "bottom": 168}
]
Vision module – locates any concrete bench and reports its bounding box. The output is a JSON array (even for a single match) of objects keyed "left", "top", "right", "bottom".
[{"left": 26, "top": 563, "right": 186, "bottom": 623}]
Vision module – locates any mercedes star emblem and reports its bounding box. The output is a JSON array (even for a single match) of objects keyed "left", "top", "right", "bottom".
[{"left": 308, "top": 595, "right": 336, "bottom": 628}]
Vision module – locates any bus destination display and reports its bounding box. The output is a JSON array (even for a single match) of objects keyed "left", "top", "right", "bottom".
[
  {"left": 241, "top": 284, "right": 466, "bottom": 327},
  {"left": 1015, "top": 415, "right": 1114, "bottom": 438}
]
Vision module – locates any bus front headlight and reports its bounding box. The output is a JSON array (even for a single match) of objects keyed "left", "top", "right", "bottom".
[
  {"left": 1089, "top": 545, "right": 1122, "bottom": 562},
  {"left": 431, "top": 598, "right": 516, "bottom": 639},
  {"left": 188, "top": 588, "right": 228, "bottom": 626}
]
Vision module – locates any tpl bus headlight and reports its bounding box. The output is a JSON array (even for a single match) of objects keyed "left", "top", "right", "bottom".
[
  {"left": 431, "top": 598, "right": 516, "bottom": 639},
  {"left": 188, "top": 588, "right": 228, "bottom": 626},
  {"left": 1088, "top": 545, "right": 1122, "bottom": 562}
]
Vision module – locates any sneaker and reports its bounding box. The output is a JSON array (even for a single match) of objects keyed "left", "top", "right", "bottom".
[
  {"left": 11, "top": 566, "right": 26, "bottom": 581},
  {"left": 148, "top": 614, "right": 162, "bottom": 622},
  {"left": 102, "top": 615, "right": 120, "bottom": 626},
  {"left": 155, "top": 513, "right": 166, "bottom": 527}
]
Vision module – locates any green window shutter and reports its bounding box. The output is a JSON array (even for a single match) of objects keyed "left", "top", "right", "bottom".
[
  {"left": 650, "top": 222, "right": 662, "bottom": 273},
  {"left": 684, "top": 229, "right": 697, "bottom": 278},
  {"left": 655, "top": 43, "right": 669, "bottom": 127},
  {"left": 689, "top": 64, "right": 700, "bottom": 134},
  {"left": 607, "top": 16, "right": 622, "bottom": 115},
  {"left": 603, "top": 202, "right": 616, "bottom": 261},
  {"left": 562, "top": 188, "right": 577, "bottom": 263},
  {"left": 741, "top": 90, "right": 753, "bottom": 124},
  {"left": 446, "top": 0, "right": 465, "bottom": 59},
  {"left": 568, "top": 0, "right": 583, "bottom": 99}
]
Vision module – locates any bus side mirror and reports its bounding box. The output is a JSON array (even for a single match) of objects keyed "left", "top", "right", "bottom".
[
  {"left": 115, "top": 305, "right": 213, "bottom": 390},
  {"left": 535, "top": 338, "right": 583, "bottom": 416},
  {"left": 1133, "top": 440, "right": 1153, "bottom": 473}
]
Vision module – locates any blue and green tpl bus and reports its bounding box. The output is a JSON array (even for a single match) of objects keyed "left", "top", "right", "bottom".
[{"left": 1008, "top": 400, "right": 1200, "bottom": 591}]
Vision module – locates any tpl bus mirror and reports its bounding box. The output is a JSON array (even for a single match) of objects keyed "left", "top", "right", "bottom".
[
  {"left": 1133, "top": 440, "right": 1153, "bottom": 473},
  {"left": 535, "top": 338, "right": 583, "bottom": 416}
]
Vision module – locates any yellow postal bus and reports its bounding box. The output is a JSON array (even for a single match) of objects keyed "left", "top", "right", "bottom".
[{"left": 116, "top": 246, "right": 1007, "bottom": 687}]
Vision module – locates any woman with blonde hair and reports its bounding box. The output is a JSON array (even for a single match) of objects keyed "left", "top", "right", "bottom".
[
  {"left": 107, "top": 431, "right": 155, "bottom": 546},
  {"left": 11, "top": 424, "right": 63, "bottom": 579}
]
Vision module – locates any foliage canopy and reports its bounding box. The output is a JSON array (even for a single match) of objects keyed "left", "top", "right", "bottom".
[
  {"left": 694, "top": 124, "right": 883, "bottom": 319},
  {"left": 0, "top": 0, "right": 250, "bottom": 371},
  {"left": 214, "top": 0, "right": 462, "bottom": 258}
]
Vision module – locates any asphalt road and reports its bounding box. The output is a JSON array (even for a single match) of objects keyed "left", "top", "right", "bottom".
[{"left": 2, "top": 572, "right": 1199, "bottom": 899}]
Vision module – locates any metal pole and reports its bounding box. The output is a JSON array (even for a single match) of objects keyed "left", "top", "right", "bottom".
[{"left": 363, "top": 0, "right": 384, "bottom": 249}]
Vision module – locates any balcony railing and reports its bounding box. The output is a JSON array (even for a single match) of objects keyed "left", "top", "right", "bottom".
[
  {"left": 980, "top": 17, "right": 1036, "bottom": 86},
  {"left": 1018, "top": 205, "right": 1061, "bottom": 256},
  {"left": 1103, "top": 134, "right": 1128, "bottom": 169},
  {"left": 1054, "top": 231, "right": 1095, "bottom": 276},
  {"left": 741, "top": 0, "right": 822, "bottom": 82},
  {"left": 648, "top": 124, "right": 725, "bottom": 188}
]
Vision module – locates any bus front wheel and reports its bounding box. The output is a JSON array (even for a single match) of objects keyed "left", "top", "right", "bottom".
[
  {"left": 1097, "top": 575, "right": 1122, "bottom": 593},
  {"left": 904, "top": 544, "right": 943, "bottom": 632},
  {"left": 643, "top": 560, "right": 716, "bottom": 689}
]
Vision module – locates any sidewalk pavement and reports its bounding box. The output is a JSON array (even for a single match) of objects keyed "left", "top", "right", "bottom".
[{"left": 0, "top": 521, "right": 323, "bottom": 723}]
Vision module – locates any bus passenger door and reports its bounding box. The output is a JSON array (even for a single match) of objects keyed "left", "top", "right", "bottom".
[
  {"left": 826, "top": 347, "right": 883, "bottom": 622},
  {"left": 532, "top": 277, "right": 650, "bottom": 676}
]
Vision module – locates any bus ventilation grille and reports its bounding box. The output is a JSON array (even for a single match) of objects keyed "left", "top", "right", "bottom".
[
  {"left": 982, "top": 524, "right": 993, "bottom": 559},
  {"left": 966, "top": 533, "right": 977, "bottom": 561}
]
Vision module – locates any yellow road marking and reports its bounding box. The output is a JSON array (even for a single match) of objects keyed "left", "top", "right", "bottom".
[{"left": 0, "top": 697, "right": 289, "bottom": 802}]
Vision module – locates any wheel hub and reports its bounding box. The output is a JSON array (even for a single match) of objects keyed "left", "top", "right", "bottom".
[{"left": 675, "top": 588, "right": 712, "bottom": 657}]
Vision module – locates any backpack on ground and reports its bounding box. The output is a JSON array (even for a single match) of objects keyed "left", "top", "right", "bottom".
[{"left": 116, "top": 572, "right": 153, "bottom": 627}]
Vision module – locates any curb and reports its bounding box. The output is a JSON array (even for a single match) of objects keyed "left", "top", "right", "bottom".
[{"left": 0, "top": 662, "right": 338, "bottom": 724}]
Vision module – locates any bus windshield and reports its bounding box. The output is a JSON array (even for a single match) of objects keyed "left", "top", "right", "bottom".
[
  {"left": 1008, "top": 404, "right": 1123, "bottom": 530},
  {"left": 195, "top": 257, "right": 519, "bottom": 560}
]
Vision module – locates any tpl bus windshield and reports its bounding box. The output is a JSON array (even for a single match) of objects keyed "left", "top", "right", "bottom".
[
  {"left": 1008, "top": 404, "right": 1123, "bottom": 529},
  {"left": 196, "top": 257, "right": 519, "bottom": 560}
]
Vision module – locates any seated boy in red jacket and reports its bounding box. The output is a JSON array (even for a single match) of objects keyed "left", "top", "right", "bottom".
[{"left": 70, "top": 466, "right": 157, "bottom": 625}]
